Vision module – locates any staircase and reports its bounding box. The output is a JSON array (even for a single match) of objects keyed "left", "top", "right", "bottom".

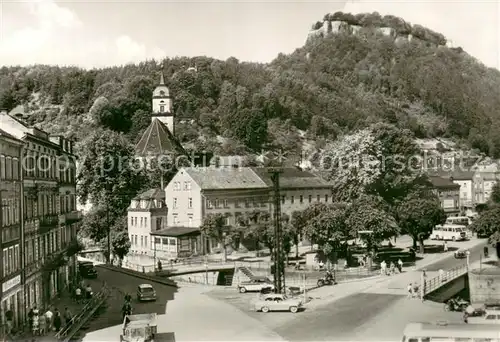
[{"left": 231, "top": 266, "right": 255, "bottom": 286}]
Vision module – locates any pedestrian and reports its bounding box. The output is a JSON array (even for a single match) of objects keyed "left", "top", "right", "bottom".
[
  {"left": 389, "top": 261, "right": 395, "bottom": 275},
  {"left": 157, "top": 260, "right": 162, "bottom": 272},
  {"left": 380, "top": 260, "right": 387, "bottom": 275},
  {"left": 75, "top": 286, "right": 82, "bottom": 303},
  {"left": 32, "top": 308, "right": 40, "bottom": 336},
  {"left": 397, "top": 258, "right": 403, "bottom": 273},
  {"left": 28, "top": 307, "right": 34, "bottom": 331},
  {"left": 38, "top": 310, "right": 46, "bottom": 335},
  {"left": 85, "top": 284, "right": 93, "bottom": 300},
  {"left": 407, "top": 283, "right": 413, "bottom": 299},
  {"left": 64, "top": 307, "right": 73, "bottom": 327},
  {"left": 5, "top": 309, "right": 13, "bottom": 335},
  {"left": 54, "top": 309, "right": 62, "bottom": 332},
  {"left": 484, "top": 246, "right": 489, "bottom": 258},
  {"left": 444, "top": 241, "right": 448, "bottom": 252},
  {"left": 45, "top": 307, "right": 53, "bottom": 331}
]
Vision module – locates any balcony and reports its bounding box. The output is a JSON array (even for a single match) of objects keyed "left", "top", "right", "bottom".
[
  {"left": 58, "top": 211, "right": 83, "bottom": 225},
  {"left": 39, "top": 215, "right": 59, "bottom": 230}
]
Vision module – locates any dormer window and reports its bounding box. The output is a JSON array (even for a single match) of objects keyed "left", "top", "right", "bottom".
[
  {"left": 132, "top": 200, "right": 139, "bottom": 208},
  {"left": 141, "top": 200, "right": 148, "bottom": 208},
  {"left": 160, "top": 105, "right": 165, "bottom": 113}
]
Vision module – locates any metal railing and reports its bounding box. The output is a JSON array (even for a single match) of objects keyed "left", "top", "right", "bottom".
[
  {"left": 423, "top": 264, "right": 468, "bottom": 296},
  {"left": 55, "top": 283, "right": 110, "bottom": 341}
]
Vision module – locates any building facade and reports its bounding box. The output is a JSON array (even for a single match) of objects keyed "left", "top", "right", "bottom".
[
  {"left": 429, "top": 176, "right": 461, "bottom": 216},
  {"left": 127, "top": 188, "right": 168, "bottom": 257},
  {"left": 0, "top": 129, "right": 23, "bottom": 327},
  {"left": 473, "top": 164, "right": 500, "bottom": 204},
  {"left": 165, "top": 166, "right": 333, "bottom": 253},
  {"left": 0, "top": 112, "right": 82, "bottom": 319}
]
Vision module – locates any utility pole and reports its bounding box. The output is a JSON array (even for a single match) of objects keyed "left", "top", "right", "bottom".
[
  {"left": 268, "top": 167, "right": 285, "bottom": 294},
  {"left": 106, "top": 180, "right": 111, "bottom": 264}
]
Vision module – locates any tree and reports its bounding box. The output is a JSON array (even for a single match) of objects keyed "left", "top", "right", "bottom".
[
  {"left": 77, "top": 128, "right": 146, "bottom": 222},
  {"left": 347, "top": 195, "right": 399, "bottom": 249},
  {"left": 200, "top": 213, "right": 231, "bottom": 262},
  {"left": 303, "top": 203, "right": 351, "bottom": 262},
  {"left": 489, "top": 182, "right": 500, "bottom": 205},
  {"left": 112, "top": 231, "right": 131, "bottom": 266},
  {"left": 79, "top": 206, "right": 108, "bottom": 242},
  {"left": 396, "top": 189, "right": 446, "bottom": 253},
  {"left": 471, "top": 206, "right": 500, "bottom": 239}
]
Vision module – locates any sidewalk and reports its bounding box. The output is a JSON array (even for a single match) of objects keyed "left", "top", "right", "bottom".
[{"left": 12, "top": 278, "right": 103, "bottom": 341}]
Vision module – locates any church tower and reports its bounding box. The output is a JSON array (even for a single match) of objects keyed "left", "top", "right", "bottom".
[{"left": 151, "top": 71, "right": 174, "bottom": 135}]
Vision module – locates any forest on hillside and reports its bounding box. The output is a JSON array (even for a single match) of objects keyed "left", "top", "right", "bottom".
[{"left": 1, "top": 11, "right": 500, "bottom": 159}]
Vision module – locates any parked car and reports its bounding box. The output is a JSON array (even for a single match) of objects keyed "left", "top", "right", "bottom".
[
  {"left": 254, "top": 294, "right": 302, "bottom": 313},
  {"left": 78, "top": 261, "right": 97, "bottom": 278},
  {"left": 136, "top": 284, "right": 157, "bottom": 302},
  {"left": 468, "top": 310, "right": 500, "bottom": 324},
  {"left": 238, "top": 276, "right": 274, "bottom": 293},
  {"left": 454, "top": 249, "right": 469, "bottom": 259}
]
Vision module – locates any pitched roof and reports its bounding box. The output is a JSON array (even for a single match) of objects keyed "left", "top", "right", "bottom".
[
  {"left": 135, "top": 119, "right": 186, "bottom": 156},
  {"left": 250, "top": 167, "right": 333, "bottom": 189},
  {"left": 133, "top": 188, "right": 165, "bottom": 200},
  {"left": 428, "top": 176, "right": 460, "bottom": 189},
  {"left": 0, "top": 128, "right": 21, "bottom": 142},
  {"left": 430, "top": 169, "right": 475, "bottom": 180},
  {"left": 150, "top": 226, "right": 200, "bottom": 237},
  {"left": 183, "top": 167, "right": 269, "bottom": 190}
]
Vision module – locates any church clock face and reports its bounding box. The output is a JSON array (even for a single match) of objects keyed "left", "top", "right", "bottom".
[{"left": 159, "top": 90, "right": 165, "bottom": 96}]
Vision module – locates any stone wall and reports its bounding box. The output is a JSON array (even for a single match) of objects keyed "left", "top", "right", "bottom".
[
  {"left": 469, "top": 268, "right": 500, "bottom": 305},
  {"left": 171, "top": 271, "right": 219, "bottom": 285}
]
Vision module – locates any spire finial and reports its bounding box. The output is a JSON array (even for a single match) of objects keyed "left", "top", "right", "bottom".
[{"left": 159, "top": 64, "right": 165, "bottom": 85}]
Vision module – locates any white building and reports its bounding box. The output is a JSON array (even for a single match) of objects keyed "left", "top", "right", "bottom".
[{"left": 127, "top": 188, "right": 167, "bottom": 258}]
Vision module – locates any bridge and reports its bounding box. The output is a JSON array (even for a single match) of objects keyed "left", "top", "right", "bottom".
[{"left": 421, "top": 263, "right": 469, "bottom": 302}]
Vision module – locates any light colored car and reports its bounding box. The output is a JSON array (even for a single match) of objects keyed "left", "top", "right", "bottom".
[
  {"left": 136, "top": 284, "right": 157, "bottom": 302},
  {"left": 468, "top": 310, "right": 500, "bottom": 325},
  {"left": 454, "top": 249, "right": 469, "bottom": 259},
  {"left": 254, "top": 294, "right": 302, "bottom": 313},
  {"left": 238, "top": 276, "right": 274, "bottom": 293}
]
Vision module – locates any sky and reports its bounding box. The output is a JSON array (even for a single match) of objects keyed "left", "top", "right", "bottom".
[{"left": 0, "top": 0, "right": 499, "bottom": 69}]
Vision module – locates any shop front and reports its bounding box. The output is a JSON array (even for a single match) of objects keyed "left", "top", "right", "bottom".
[
  {"left": 24, "top": 274, "right": 42, "bottom": 311},
  {"left": 1, "top": 275, "right": 23, "bottom": 328}
]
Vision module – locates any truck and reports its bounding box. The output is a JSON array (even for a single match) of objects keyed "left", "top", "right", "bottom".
[{"left": 120, "top": 313, "right": 158, "bottom": 342}]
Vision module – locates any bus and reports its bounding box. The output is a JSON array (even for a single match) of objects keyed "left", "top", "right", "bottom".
[
  {"left": 446, "top": 216, "right": 473, "bottom": 226},
  {"left": 430, "top": 224, "right": 467, "bottom": 241},
  {"left": 402, "top": 322, "right": 500, "bottom": 342}
]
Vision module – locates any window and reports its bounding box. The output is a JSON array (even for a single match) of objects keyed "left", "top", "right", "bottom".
[
  {"left": 317, "top": 195, "right": 320, "bottom": 202},
  {"left": 223, "top": 199, "right": 228, "bottom": 208},
  {"left": 215, "top": 199, "right": 220, "bottom": 208},
  {"left": 188, "top": 198, "right": 193, "bottom": 209},
  {"left": 173, "top": 182, "right": 180, "bottom": 191},
  {"left": 173, "top": 215, "right": 178, "bottom": 224},
  {"left": 235, "top": 200, "right": 240, "bottom": 208},
  {"left": 173, "top": 198, "right": 177, "bottom": 208},
  {"left": 299, "top": 195, "right": 303, "bottom": 203},
  {"left": 325, "top": 195, "right": 329, "bottom": 202},
  {"left": 486, "top": 315, "right": 496, "bottom": 320},
  {"left": 291, "top": 196, "right": 294, "bottom": 204},
  {"left": 188, "top": 215, "right": 193, "bottom": 227},
  {"left": 130, "top": 217, "right": 133, "bottom": 226},
  {"left": 169, "top": 238, "right": 176, "bottom": 245},
  {"left": 134, "top": 235, "right": 137, "bottom": 246},
  {"left": 0, "top": 156, "right": 4, "bottom": 179},
  {"left": 244, "top": 199, "right": 250, "bottom": 208},
  {"left": 144, "top": 218, "right": 148, "bottom": 227},
  {"left": 183, "top": 181, "right": 191, "bottom": 190},
  {"left": 160, "top": 105, "right": 165, "bottom": 113},
  {"left": 140, "top": 236, "right": 144, "bottom": 247},
  {"left": 206, "top": 200, "right": 213, "bottom": 209},
  {"left": 308, "top": 195, "right": 312, "bottom": 203},
  {"left": 162, "top": 238, "right": 169, "bottom": 246}
]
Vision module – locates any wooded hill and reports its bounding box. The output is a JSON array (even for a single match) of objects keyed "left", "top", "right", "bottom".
[{"left": 1, "top": 11, "right": 500, "bottom": 158}]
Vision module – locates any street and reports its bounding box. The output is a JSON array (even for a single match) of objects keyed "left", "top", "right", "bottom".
[
  {"left": 424, "top": 239, "right": 488, "bottom": 271},
  {"left": 80, "top": 266, "right": 177, "bottom": 334}
]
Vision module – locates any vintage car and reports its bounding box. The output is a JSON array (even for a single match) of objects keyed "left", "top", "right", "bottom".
[
  {"left": 454, "top": 249, "right": 469, "bottom": 259},
  {"left": 120, "top": 313, "right": 157, "bottom": 342},
  {"left": 78, "top": 261, "right": 98, "bottom": 278},
  {"left": 237, "top": 276, "right": 274, "bottom": 293},
  {"left": 253, "top": 293, "right": 303, "bottom": 313},
  {"left": 137, "top": 284, "right": 157, "bottom": 302},
  {"left": 468, "top": 310, "right": 500, "bottom": 325}
]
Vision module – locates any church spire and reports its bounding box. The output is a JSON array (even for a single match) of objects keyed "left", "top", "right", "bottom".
[{"left": 159, "top": 70, "right": 165, "bottom": 85}]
